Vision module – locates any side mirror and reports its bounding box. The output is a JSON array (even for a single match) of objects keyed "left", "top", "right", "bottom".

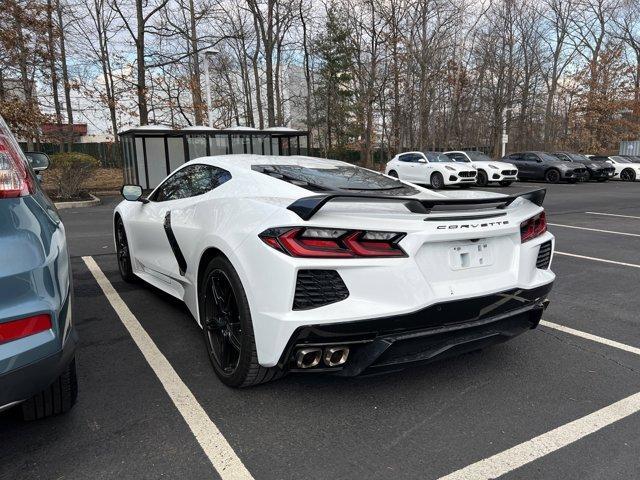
[
  {"left": 121, "top": 185, "right": 147, "bottom": 203},
  {"left": 536, "top": 158, "right": 543, "bottom": 163},
  {"left": 24, "top": 152, "right": 50, "bottom": 172},
  {"left": 417, "top": 158, "right": 427, "bottom": 163}
]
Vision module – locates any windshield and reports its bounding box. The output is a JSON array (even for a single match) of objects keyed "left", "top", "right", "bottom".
[
  {"left": 253, "top": 164, "right": 415, "bottom": 192},
  {"left": 466, "top": 151, "right": 493, "bottom": 162},
  {"left": 539, "top": 152, "right": 562, "bottom": 162},
  {"left": 567, "top": 153, "right": 590, "bottom": 162},
  {"left": 611, "top": 156, "right": 631, "bottom": 163},
  {"left": 424, "top": 152, "right": 452, "bottom": 163}
]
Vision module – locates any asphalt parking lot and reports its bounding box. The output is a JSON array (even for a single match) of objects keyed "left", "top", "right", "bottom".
[{"left": 2, "top": 180, "right": 640, "bottom": 480}]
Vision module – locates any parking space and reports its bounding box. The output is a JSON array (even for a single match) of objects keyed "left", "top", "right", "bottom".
[{"left": 2, "top": 181, "right": 640, "bottom": 479}]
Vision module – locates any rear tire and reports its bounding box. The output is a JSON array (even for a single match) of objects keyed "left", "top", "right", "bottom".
[
  {"left": 22, "top": 357, "right": 78, "bottom": 421},
  {"left": 545, "top": 168, "right": 561, "bottom": 183},
  {"left": 499, "top": 181, "right": 513, "bottom": 187},
  {"left": 200, "top": 256, "right": 283, "bottom": 388},
  {"left": 388, "top": 170, "right": 398, "bottom": 178},
  {"left": 476, "top": 170, "right": 489, "bottom": 187},
  {"left": 115, "top": 217, "right": 136, "bottom": 283},
  {"left": 430, "top": 172, "right": 445, "bottom": 190}
]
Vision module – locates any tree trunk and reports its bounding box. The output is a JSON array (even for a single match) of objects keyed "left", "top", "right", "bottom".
[
  {"left": 57, "top": 2, "right": 74, "bottom": 150},
  {"left": 188, "top": 0, "right": 204, "bottom": 125},
  {"left": 47, "top": 0, "right": 63, "bottom": 151}
]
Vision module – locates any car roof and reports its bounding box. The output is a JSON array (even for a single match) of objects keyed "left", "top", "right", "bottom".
[{"left": 185, "top": 154, "right": 354, "bottom": 171}]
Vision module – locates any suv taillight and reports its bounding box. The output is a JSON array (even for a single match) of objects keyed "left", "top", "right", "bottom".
[
  {"left": 520, "top": 212, "right": 547, "bottom": 243},
  {"left": 0, "top": 116, "right": 35, "bottom": 199},
  {"left": 0, "top": 314, "right": 52, "bottom": 344},
  {"left": 259, "top": 227, "right": 406, "bottom": 258}
]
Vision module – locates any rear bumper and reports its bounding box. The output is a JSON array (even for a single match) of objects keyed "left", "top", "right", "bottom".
[
  {"left": 0, "top": 326, "right": 78, "bottom": 410},
  {"left": 280, "top": 282, "right": 553, "bottom": 375}
]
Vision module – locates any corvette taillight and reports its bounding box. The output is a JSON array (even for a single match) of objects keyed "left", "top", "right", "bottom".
[
  {"left": 259, "top": 227, "right": 406, "bottom": 258},
  {"left": 520, "top": 212, "right": 547, "bottom": 243}
]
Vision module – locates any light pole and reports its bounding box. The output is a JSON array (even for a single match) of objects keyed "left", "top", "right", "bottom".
[
  {"left": 203, "top": 49, "right": 218, "bottom": 128},
  {"left": 501, "top": 107, "right": 513, "bottom": 158}
]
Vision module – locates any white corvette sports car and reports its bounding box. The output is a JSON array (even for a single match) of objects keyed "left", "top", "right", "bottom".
[
  {"left": 385, "top": 151, "right": 477, "bottom": 189},
  {"left": 114, "top": 155, "right": 555, "bottom": 387},
  {"left": 444, "top": 151, "right": 518, "bottom": 187}
]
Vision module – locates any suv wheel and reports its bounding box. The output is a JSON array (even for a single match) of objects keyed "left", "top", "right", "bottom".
[
  {"left": 620, "top": 168, "right": 636, "bottom": 182},
  {"left": 476, "top": 170, "right": 489, "bottom": 187},
  {"left": 22, "top": 357, "right": 78, "bottom": 421},
  {"left": 430, "top": 172, "right": 445, "bottom": 190},
  {"left": 545, "top": 169, "right": 561, "bottom": 183}
]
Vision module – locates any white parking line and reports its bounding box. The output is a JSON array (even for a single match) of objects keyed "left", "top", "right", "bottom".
[
  {"left": 438, "top": 316, "right": 640, "bottom": 479},
  {"left": 555, "top": 251, "right": 640, "bottom": 269},
  {"left": 548, "top": 223, "right": 640, "bottom": 238},
  {"left": 540, "top": 320, "right": 640, "bottom": 356},
  {"left": 82, "top": 256, "right": 254, "bottom": 480},
  {"left": 586, "top": 212, "right": 640, "bottom": 220},
  {"left": 438, "top": 391, "right": 640, "bottom": 480}
]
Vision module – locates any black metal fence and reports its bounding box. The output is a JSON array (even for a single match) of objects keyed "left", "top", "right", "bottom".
[{"left": 19, "top": 142, "right": 121, "bottom": 168}]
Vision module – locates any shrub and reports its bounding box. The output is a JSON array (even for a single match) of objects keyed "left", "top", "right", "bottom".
[{"left": 49, "top": 152, "right": 100, "bottom": 199}]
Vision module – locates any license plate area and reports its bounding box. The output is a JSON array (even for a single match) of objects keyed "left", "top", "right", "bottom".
[{"left": 449, "top": 242, "right": 493, "bottom": 270}]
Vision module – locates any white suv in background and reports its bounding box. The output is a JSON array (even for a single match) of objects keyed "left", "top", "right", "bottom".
[
  {"left": 444, "top": 151, "right": 518, "bottom": 187},
  {"left": 587, "top": 155, "right": 640, "bottom": 182},
  {"left": 385, "top": 151, "right": 477, "bottom": 189}
]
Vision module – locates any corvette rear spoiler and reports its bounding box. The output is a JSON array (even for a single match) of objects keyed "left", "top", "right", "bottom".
[{"left": 287, "top": 188, "right": 546, "bottom": 221}]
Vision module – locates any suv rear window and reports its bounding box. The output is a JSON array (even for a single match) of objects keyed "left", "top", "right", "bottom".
[{"left": 252, "top": 164, "right": 418, "bottom": 195}]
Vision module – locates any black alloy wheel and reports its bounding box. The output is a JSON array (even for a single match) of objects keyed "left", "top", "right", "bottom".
[
  {"left": 545, "top": 169, "right": 561, "bottom": 183},
  {"left": 388, "top": 170, "right": 398, "bottom": 178},
  {"left": 430, "top": 172, "right": 445, "bottom": 190},
  {"left": 620, "top": 168, "right": 636, "bottom": 182},
  {"left": 200, "top": 256, "right": 282, "bottom": 387},
  {"left": 203, "top": 269, "right": 243, "bottom": 377},
  {"left": 115, "top": 218, "right": 136, "bottom": 282},
  {"left": 476, "top": 170, "right": 489, "bottom": 187}
]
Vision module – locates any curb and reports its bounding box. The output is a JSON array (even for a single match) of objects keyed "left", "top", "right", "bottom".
[{"left": 54, "top": 194, "right": 101, "bottom": 210}]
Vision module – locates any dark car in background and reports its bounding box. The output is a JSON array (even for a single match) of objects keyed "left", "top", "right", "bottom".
[
  {"left": 0, "top": 115, "right": 78, "bottom": 420},
  {"left": 552, "top": 152, "right": 614, "bottom": 182},
  {"left": 501, "top": 151, "right": 587, "bottom": 183}
]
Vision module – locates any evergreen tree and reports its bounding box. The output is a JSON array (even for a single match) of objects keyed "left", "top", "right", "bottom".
[{"left": 314, "top": 4, "right": 355, "bottom": 152}]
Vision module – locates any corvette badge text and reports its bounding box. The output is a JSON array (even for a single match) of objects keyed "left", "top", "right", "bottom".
[{"left": 436, "top": 220, "right": 510, "bottom": 229}]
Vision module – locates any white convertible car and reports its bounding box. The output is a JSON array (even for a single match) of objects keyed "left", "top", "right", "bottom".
[
  {"left": 385, "top": 151, "right": 477, "bottom": 189},
  {"left": 114, "top": 155, "right": 555, "bottom": 387},
  {"left": 444, "top": 150, "right": 518, "bottom": 187}
]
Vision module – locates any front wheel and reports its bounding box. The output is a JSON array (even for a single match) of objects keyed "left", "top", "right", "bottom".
[
  {"left": 620, "top": 168, "right": 636, "bottom": 182},
  {"left": 476, "top": 170, "right": 489, "bottom": 187},
  {"left": 200, "top": 256, "right": 282, "bottom": 388},
  {"left": 388, "top": 170, "right": 398, "bottom": 178},
  {"left": 499, "top": 181, "right": 513, "bottom": 187},
  {"left": 115, "top": 217, "right": 136, "bottom": 282},
  {"left": 545, "top": 169, "right": 561, "bottom": 183},
  {"left": 430, "top": 172, "right": 445, "bottom": 190}
]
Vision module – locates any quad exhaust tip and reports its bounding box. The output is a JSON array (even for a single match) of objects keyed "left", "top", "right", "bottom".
[
  {"left": 295, "top": 346, "right": 351, "bottom": 368},
  {"left": 323, "top": 346, "right": 350, "bottom": 367},
  {"left": 296, "top": 348, "right": 322, "bottom": 369}
]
